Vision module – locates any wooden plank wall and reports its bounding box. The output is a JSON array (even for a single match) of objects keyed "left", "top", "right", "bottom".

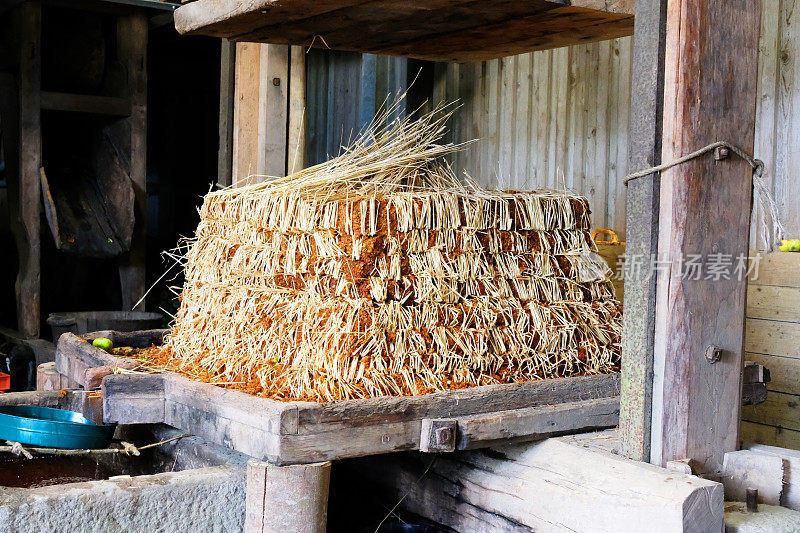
[{"left": 742, "top": 253, "right": 800, "bottom": 449}]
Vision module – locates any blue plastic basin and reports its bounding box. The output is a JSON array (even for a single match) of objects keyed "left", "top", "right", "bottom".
[{"left": 0, "top": 405, "right": 115, "bottom": 449}]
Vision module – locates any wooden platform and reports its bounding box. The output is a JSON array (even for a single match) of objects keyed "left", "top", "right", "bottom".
[
  {"left": 173, "top": 0, "right": 635, "bottom": 62},
  {"left": 55, "top": 330, "right": 621, "bottom": 464}
]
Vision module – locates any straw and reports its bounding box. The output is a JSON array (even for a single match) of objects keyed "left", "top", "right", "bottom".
[{"left": 155, "top": 103, "right": 622, "bottom": 402}]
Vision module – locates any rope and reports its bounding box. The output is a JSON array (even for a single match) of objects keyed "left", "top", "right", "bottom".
[
  {"left": 623, "top": 140, "right": 762, "bottom": 184},
  {"left": 624, "top": 140, "right": 785, "bottom": 249},
  {"left": 2, "top": 433, "right": 193, "bottom": 458}
]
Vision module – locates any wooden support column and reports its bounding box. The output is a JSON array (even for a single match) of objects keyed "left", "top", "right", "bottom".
[
  {"left": 649, "top": 0, "right": 761, "bottom": 473},
  {"left": 619, "top": 0, "right": 666, "bottom": 462},
  {"left": 14, "top": 1, "right": 42, "bottom": 338},
  {"left": 232, "top": 43, "right": 290, "bottom": 185},
  {"left": 246, "top": 459, "right": 330, "bottom": 533},
  {"left": 287, "top": 45, "right": 306, "bottom": 175},
  {"left": 217, "top": 39, "right": 236, "bottom": 188},
  {"left": 116, "top": 12, "right": 148, "bottom": 312}
]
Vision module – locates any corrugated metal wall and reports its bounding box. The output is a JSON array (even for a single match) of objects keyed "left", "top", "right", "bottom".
[
  {"left": 305, "top": 50, "right": 409, "bottom": 165},
  {"left": 434, "top": 39, "right": 633, "bottom": 236},
  {"left": 306, "top": 0, "right": 800, "bottom": 248}
]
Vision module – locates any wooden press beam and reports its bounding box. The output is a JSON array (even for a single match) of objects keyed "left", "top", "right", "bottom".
[
  {"left": 116, "top": 12, "right": 148, "bottom": 312},
  {"left": 649, "top": 0, "right": 761, "bottom": 473},
  {"left": 619, "top": 0, "right": 666, "bottom": 462}
]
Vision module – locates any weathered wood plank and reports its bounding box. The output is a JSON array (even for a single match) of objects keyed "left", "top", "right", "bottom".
[
  {"left": 287, "top": 45, "right": 306, "bottom": 175},
  {"left": 747, "top": 284, "right": 800, "bottom": 322},
  {"left": 650, "top": 0, "right": 761, "bottom": 473},
  {"left": 232, "top": 43, "right": 290, "bottom": 184},
  {"left": 165, "top": 398, "right": 283, "bottom": 462},
  {"left": 745, "top": 318, "right": 800, "bottom": 359},
  {"left": 455, "top": 397, "right": 619, "bottom": 450},
  {"left": 749, "top": 252, "right": 800, "bottom": 287},
  {"left": 174, "top": 0, "right": 634, "bottom": 63},
  {"left": 116, "top": 12, "right": 148, "bottom": 312},
  {"left": 15, "top": 1, "right": 42, "bottom": 338},
  {"left": 294, "top": 373, "right": 620, "bottom": 432},
  {"left": 353, "top": 434, "right": 723, "bottom": 532},
  {"left": 217, "top": 39, "right": 236, "bottom": 188},
  {"left": 163, "top": 373, "right": 293, "bottom": 435},
  {"left": 102, "top": 373, "right": 165, "bottom": 425},
  {"left": 751, "top": 1, "right": 781, "bottom": 251},
  {"left": 741, "top": 420, "right": 800, "bottom": 451},
  {"left": 741, "top": 390, "right": 800, "bottom": 432},
  {"left": 54, "top": 332, "right": 143, "bottom": 386},
  {"left": 40, "top": 91, "right": 131, "bottom": 116},
  {"left": 619, "top": 0, "right": 666, "bottom": 462},
  {"left": 232, "top": 41, "right": 261, "bottom": 184}
]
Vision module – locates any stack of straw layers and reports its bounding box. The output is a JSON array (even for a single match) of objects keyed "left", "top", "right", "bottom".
[{"left": 166, "top": 110, "right": 621, "bottom": 402}]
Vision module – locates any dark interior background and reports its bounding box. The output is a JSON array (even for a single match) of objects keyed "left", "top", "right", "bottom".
[{"left": 0, "top": 9, "right": 220, "bottom": 339}]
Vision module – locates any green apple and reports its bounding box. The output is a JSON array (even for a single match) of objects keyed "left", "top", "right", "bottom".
[{"left": 92, "top": 337, "right": 114, "bottom": 351}]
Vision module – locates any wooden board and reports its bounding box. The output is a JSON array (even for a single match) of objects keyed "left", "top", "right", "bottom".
[
  {"left": 618, "top": 0, "right": 665, "bottom": 463},
  {"left": 743, "top": 252, "right": 800, "bottom": 450},
  {"left": 55, "top": 330, "right": 621, "bottom": 465},
  {"left": 173, "top": 0, "right": 634, "bottom": 63}
]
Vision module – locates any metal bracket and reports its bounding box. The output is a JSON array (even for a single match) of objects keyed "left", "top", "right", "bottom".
[
  {"left": 705, "top": 345, "right": 722, "bottom": 364},
  {"left": 420, "top": 418, "right": 457, "bottom": 453}
]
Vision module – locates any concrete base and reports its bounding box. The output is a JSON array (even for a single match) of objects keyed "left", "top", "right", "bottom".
[
  {"left": 0, "top": 392, "right": 247, "bottom": 532},
  {"left": 0, "top": 466, "right": 245, "bottom": 533}
]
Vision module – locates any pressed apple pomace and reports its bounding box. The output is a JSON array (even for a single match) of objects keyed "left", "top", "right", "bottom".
[{"left": 151, "top": 103, "right": 622, "bottom": 402}]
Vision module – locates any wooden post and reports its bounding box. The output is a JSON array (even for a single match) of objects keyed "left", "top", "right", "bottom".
[
  {"left": 287, "top": 46, "right": 306, "bottom": 175},
  {"left": 619, "top": 0, "right": 666, "bottom": 462},
  {"left": 218, "top": 39, "right": 236, "bottom": 188},
  {"left": 116, "top": 12, "right": 148, "bottom": 312},
  {"left": 14, "top": 1, "right": 42, "bottom": 338},
  {"left": 649, "top": 0, "right": 761, "bottom": 473},
  {"left": 246, "top": 459, "right": 330, "bottom": 533},
  {"left": 232, "top": 43, "right": 290, "bottom": 185}
]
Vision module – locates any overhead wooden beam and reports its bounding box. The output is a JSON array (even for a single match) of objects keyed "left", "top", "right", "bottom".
[
  {"left": 619, "top": 0, "right": 667, "bottom": 462},
  {"left": 650, "top": 0, "right": 761, "bottom": 473},
  {"left": 173, "top": 0, "right": 635, "bottom": 63}
]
